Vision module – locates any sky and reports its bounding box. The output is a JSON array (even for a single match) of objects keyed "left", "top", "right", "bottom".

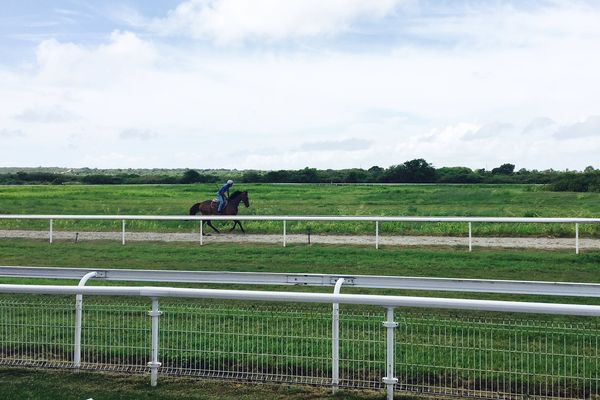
[{"left": 1, "top": 0, "right": 599, "bottom": 171}]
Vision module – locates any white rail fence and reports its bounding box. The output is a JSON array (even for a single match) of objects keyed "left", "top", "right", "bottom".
[
  {"left": 1, "top": 280, "right": 600, "bottom": 399},
  {"left": 4, "top": 266, "right": 600, "bottom": 298},
  {"left": 1, "top": 214, "right": 600, "bottom": 253}
]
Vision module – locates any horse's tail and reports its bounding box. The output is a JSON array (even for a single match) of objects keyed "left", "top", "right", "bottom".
[{"left": 189, "top": 203, "right": 201, "bottom": 215}]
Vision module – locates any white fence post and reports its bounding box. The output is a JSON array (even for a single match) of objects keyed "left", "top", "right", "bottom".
[
  {"left": 382, "top": 307, "right": 398, "bottom": 400},
  {"left": 200, "top": 220, "right": 203, "bottom": 246},
  {"left": 331, "top": 278, "right": 345, "bottom": 392},
  {"left": 576, "top": 223, "right": 579, "bottom": 255},
  {"left": 283, "top": 220, "right": 287, "bottom": 247},
  {"left": 468, "top": 222, "right": 472, "bottom": 252},
  {"left": 375, "top": 221, "right": 379, "bottom": 250},
  {"left": 148, "top": 298, "right": 162, "bottom": 387},
  {"left": 122, "top": 220, "right": 125, "bottom": 246},
  {"left": 49, "top": 219, "right": 53, "bottom": 244},
  {"left": 74, "top": 271, "right": 97, "bottom": 371}
]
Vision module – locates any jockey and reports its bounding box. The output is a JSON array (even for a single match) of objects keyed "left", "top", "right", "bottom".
[{"left": 216, "top": 179, "right": 234, "bottom": 213}]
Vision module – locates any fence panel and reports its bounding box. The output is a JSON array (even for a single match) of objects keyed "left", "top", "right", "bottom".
[
  {"left": 0, "top": 298, "right": 74, "bottom": 368},
  {"left": 80, "top": 302, "right": 150, "bottom": 373},
  {"left": 396, "top": 313, "right": 600, "bottom": 400},
  {"left": 159, "top": 304, "right": 332, "bottom": 385}
]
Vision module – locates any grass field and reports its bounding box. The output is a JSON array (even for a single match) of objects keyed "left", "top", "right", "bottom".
[
  {"left": 2, "top": 239, "right": 600, "bottom": 285},
  {"left": 1, "top": 183, "right": 600, "bottom": 237},
  {"left": 0, "top": 368, "right": 385, "bottom": 400}
]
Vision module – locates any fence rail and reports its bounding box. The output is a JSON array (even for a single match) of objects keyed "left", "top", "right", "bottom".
[
  {"left": 1, "top": 283, "right": 600, "bottom": 399},
  {"left": 3, "top": 266, "right": 600, "bottom": 298},
  {"left": 1, "top": 214, "right": 599, "bottom": 252}
]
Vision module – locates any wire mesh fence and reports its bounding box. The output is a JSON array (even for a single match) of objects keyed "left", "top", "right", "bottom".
[
  {"left": 396, "top": 314, "right": 600, "bottom": 399},
  {"left": 0, "top": 296, "right": 599, "bottom": 399}
]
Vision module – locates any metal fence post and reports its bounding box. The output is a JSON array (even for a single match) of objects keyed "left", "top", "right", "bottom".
[
  {"left": 331, "top": 278, "right": 345, "bottom": 392},
  {"left": 375, "top": 221, "right": 379, "bottom": 250},
  {"left": 49, "top": 219, "right": 53, "bottom": 244},
  {"left": 122, "top": 220, "right": 126, "bottom": 246},
  {"left": 74, "top": 271, "right": 97, "bottom": 372},
  {"left": 468, "top": 222, "right": 472, "bottom": 252},
  {"left": 200, "top": 220, "right": 203, "bottom": 246},
  {"left": 148, "top": 298, "right": 162, "bottom": 387},
  {"left": 382, "top": 307, "right": 398, "bottom": 400},
  {"left": 283, "top": 220, "right": 287, "bottom": 247},
  {"left": 576, "top": 223, "right": 579, "bottom": 255}
]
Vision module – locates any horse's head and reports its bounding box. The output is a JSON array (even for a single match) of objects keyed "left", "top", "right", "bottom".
[{"left": 241, "top": 191, "right": 250, "bottom": 208}]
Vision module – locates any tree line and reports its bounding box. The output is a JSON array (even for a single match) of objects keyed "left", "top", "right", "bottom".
[{"left": 0, "top": 159, "right": 598, "bottom": 192}]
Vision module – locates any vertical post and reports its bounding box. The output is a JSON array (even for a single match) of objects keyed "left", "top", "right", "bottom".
[
  {"left": 200, "top": 219, "right": 203, "bottom": 246},
  {"left": 575, "top": 223, "right": 579, "bottom": 255},
  {"left": 122, "top": 220, "right": 126, "bottom": 246},
  {"left": 148, "top": 298, "right": 162, "bottom": 387},
  {"left": 375, "top": 221, "right": 379, "bottom": 250},
  {"left": 331, "top": 278, "right": 345, "bottom": 393},
  {"left": 74, "top": 271, "right": 97, "bottom": 372},
  {"left": 283, "top": 219, "right": 287, "bottom": 247},
  {"left": 382, "top": 307, "right": 398, "bottom": 400},
  {"left": 468, "top": 222, "right": 472, "bottom": 252},
  {"left": 49, "top": 219, "right": 53, "bottom": 244}
]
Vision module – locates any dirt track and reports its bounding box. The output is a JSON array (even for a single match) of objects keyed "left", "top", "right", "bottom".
[{"left": 1, "top": 230, "right": 598, "bottom": 250}]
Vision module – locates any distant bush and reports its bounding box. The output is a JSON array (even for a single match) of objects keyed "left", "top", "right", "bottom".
[
  {"left": 548, "top": 171, "right": 600, "bottom": 192},
  {"left": 0, "top": 161, "right": 597, "bottom": 189}
]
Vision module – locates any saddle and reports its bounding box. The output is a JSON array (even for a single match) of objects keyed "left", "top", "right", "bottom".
[{"left": 211, "top": 198, "right": 228, "bottom": 212}]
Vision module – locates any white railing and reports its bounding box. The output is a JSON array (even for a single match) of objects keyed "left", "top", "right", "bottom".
[
  {"left": 1, "top": 214, "right": 599, "bottom": 253},
  {"left": 1, "top": 282, "right": 600, "bottom": 399},
  {"left": 3, "top": 266, "right": 600, "bottom": 298}
]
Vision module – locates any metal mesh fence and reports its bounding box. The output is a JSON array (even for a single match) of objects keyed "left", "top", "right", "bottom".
[
  {"left": 396, "top": 314, "right": 600, "bottom": 399},
  {"left": 0, "top": 298, "right": 74, "bottom": 369},
  {"left": 0, "top": 296, "right": 599, "bottom": 399},
  {"left": 80, "top": 302, "right": 150, "bottom": 373},
  {"left": 159, "top": 304, "right": 333, "bottom": 385}
]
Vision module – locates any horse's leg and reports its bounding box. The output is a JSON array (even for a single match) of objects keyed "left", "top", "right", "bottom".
[
  {"left": 229, "top": 220, "right": 245, "bottom": 233},
  {"left": 206, "top": 220, "right": 220, "bottom": 234},
  {"left": 201, "top": 220, "right": 209, "bottom": 236}
]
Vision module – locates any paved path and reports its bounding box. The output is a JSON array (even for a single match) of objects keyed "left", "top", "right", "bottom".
[{"left": 1, "top": 230, "right": 597, "bottom": 250}]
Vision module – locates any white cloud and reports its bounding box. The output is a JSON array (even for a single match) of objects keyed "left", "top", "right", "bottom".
[
  {"left": 463, "top": 123, "right": 515, "bottom": 140},
  {"left": 142, "top": 0, "right": 406, "bottom": 43},
  {"left": 0, "top": 128, "right": 25, "bottom": 137},
  {"left": 119, "top": 128, "right": 159, "bottom": 140},
  {"left": 555, "top": 116, "right": 600, "bottom": 140},
  {"left": 299, "top": 138, "right": 372, "bottom": 152},
  {"left": 35, "top": 31, "right": 156, "bottom": 86},
  {"left": 522, "top": 117, "right": 555, "bottom": 134},
  {"left": 13, "top": 105, "right": 80, "bottom": 123}
]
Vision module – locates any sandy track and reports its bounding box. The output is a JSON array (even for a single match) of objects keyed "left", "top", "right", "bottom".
[{"left": 1, "top": 230, "right": 598, "bottom": 250}]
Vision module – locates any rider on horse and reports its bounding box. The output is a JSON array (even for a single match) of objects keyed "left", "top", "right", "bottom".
[{"left": 216, "top": 179, "right": 234, "bottom": 213}]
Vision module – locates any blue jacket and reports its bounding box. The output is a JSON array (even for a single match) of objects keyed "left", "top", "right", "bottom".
[{"left": 217, "top": 183, "right": 232, "bottom": 196}]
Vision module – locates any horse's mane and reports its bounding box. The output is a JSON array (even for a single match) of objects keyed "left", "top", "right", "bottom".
[{"left": 229, "top": 190, "right": 242, "bottom": 199}]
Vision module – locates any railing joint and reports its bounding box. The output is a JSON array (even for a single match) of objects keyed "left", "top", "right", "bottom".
[{"left": 382, "top": 321, "right": 398, "bottom": 328}]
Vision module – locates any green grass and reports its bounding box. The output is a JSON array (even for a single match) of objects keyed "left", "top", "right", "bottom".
[
  {"left": 2, "top": 238, "right": 600, "bottom": 283},
  {"left": 1, "top": 183, "right": 600, "bottom": 236},
  {"left": 0, "top": 368, "right": 387, "bottom": 400}
]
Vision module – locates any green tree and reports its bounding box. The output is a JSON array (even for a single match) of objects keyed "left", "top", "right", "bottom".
[
  {"left": 181, "top": 169, "right": 202, "bottom": 183},
  {"left": 491, "top": 163, "right": 515, "bottom": 175}
]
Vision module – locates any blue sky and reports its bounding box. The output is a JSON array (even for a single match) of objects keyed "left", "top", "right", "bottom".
[{"left": 1, "top": 0, "right": 600, "bottom": 170}]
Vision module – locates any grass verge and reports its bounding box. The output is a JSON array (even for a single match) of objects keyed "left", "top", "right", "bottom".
[{"left": 0, "top": 368, "right": 390, "bottom": 400}]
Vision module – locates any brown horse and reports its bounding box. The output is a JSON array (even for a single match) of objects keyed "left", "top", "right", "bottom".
[{"left": 189, "top": 190, "right": 250, "bottom": 234}]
